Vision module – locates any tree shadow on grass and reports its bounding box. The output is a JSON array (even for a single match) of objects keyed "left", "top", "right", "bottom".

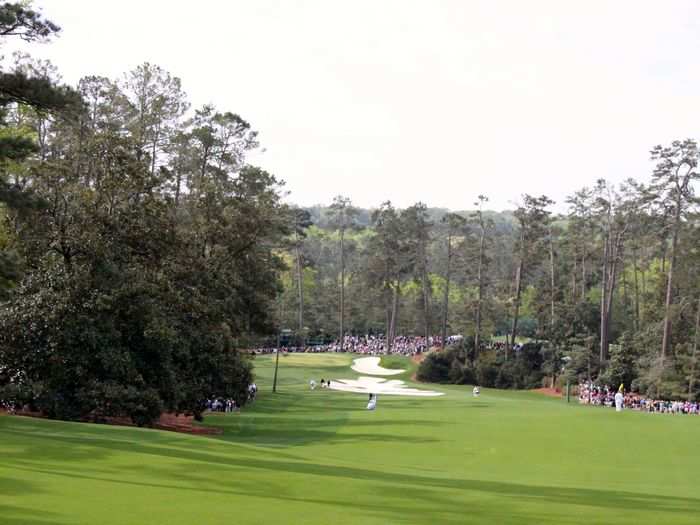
[
  {"left": 8, "top": 423, "right": 700, "bottom": 519},
  {"left": 0, "top": 479, "right": 62, "bottom": 525},
  {"left": 0, "top": 477, "right": 42, "bottom": 496},
  {"left": 201, "top": 390, "right": 447, "bottom": 447},
  {"left": 4, "top": 415, "right": 698, "bottom": 524},
  {"left": 0, "top": 504, "right": 68, "bottom": 525},
  {"left": 219, "top": 410, "right": 444, "bottom": 445},
  {"left": 8, "top": 458, "right": 700, "bottom": 525},
  {"left": 5, "top": 420, "right": 439, "bottom": 458}
]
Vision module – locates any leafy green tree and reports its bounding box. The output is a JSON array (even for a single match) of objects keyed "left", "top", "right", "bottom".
[
  {"left": 470, "top": 195, "right": 493, "bottom": 355},
  {"left": 439, "top": 211, "right": 466, "bottom": 348},
  {"left": 291, "top": 207, "right": 313, "bottom": 343},
  {"left": 403, "top": 202, "right": 433, "bottom": 344},
  {"left": 509, "top": 195, "right": 553, "bottom": 358},
  {"left": 0, "top": 3, "right": 59, "bottom": 41},
  {"left": 649, "top": 140, "right": 699, "bottom": 360},
  {"left": 327, "top": 195, "right": 359, "bottom": 349},
  {"left": 367, "top": 201, "right": 404, "bottom": 349},
  {"left": 122, "top": 62, "right": 189, "bottom": 175},
  {"left": 0, "top": 11, "right": 288, "bottom": 422},
  {"left": 0, "top": 5, "right": 78, "bottom": 296}
]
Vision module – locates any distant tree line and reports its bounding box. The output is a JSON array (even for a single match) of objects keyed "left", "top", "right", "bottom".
[{"left": 278, "top": 162, "right": 699, "bottom": 399}]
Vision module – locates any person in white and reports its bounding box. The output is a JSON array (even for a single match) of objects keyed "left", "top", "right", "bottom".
[
  {"left": 473, "top": 386, "right": 480, "bottom": 397},
  {"left": 367, "top": 393, "right": 377, "bottom": 410},
  {"left": 309, "top": 379, "right": 316, "bottom": 390},
  {"left": 614, "top": 390, "right": 624, "bottom": 412}
]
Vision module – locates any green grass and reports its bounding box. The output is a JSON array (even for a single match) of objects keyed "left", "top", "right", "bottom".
[
  {"left": 379, "top": 354, "right": 418, "bottom": 379},
  {"left": 2, "top": 353, "right": 700, "bottom": 524}
]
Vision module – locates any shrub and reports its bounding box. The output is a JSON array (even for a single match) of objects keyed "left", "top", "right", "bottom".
[{"left": 416, "top": 343, "right": 545, "bottom": 390}]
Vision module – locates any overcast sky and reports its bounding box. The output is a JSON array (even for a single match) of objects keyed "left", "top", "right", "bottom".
[{"left": 10, "top": 1, "right": 700, "bottom": 211}]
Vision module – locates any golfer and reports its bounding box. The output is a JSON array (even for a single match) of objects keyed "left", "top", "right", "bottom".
[
  {"left": 615, "top": 384, "right": 624, "bottom": 412},
  {"left": 367, "top": 393, "right": 377, "bottom": 410}
]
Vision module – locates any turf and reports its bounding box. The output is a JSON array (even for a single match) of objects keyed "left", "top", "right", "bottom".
[{"left": 2, "top": 353, "right": 700, "bottom": 524}]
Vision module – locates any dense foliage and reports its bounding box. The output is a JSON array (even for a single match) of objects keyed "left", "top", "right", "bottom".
[
  {"left": 416, "top": 342, "right": 545, "bottom": 390},
  {"left": 277, "top": 180, "right": 699, "bottom": 398},
  {"left": 0, "top": 4, "right": 288, "bottom": 423}
]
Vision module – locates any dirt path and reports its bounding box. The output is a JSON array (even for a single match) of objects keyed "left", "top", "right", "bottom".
[
  {"left": 410, "top": 352, "right": 429, "bottom": 381},
  {"left": 531, "top": 387, "right": 561, "bottom": 398},
  {"left": 411, "top": 353, "right": 427, "bottom": 365}
]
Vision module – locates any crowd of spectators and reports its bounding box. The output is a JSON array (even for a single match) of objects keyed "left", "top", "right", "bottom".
[
  {"left": 206, "top": 398, "right": 238, "bottom": 413},
  {"left": 578, "top": 382, "right": 700, "bottom": 414},
  {"left": 482, "top": 340, "right": 526, "bottom": 353},
  {"left": 205, "top": 383, "right": 257, "bottom": 413},
  {"left": 247, "top": 346, "right": 325, "bottom": 355},
  {"left": 329, "top": 335, "right": 439, "bottom": 355},
  {"left": 246, "top": 334, "right": 463, "bottom": 356}
]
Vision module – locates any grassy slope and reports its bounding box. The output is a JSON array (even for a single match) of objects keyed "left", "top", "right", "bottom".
[
  {"left": 379, "top": 354, "right": 418, "bottom": 379},
  {"left": 2, "top": 353, "right": 700, "bottom": 525}
]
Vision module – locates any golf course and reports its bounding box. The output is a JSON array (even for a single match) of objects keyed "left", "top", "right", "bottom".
[{"left": 2, "top": 353, "right": 699, "bottom": 525}]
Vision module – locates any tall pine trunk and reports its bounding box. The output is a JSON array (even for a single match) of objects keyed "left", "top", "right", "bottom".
[
  {"left": 421, "top": 258, "right": 430, "bottom": 348},
  {"left": 385, "top": 260, "right": 391, "bottom": 353},
  {"left": 294, "top": 228, "right": 304, "bottom": 348},
  {"left": 150, "top": 125, "right": 160, "bottom": 177},
  {"left": 549, "top": 228, "right": 556, "bottom": 331},
  {"left": 604, "top": 235, "right": 622, "bottom": 360},
  {"left": 632, "top": 247, "right": 640, "bottom": 331},
  {"left": 509, "top": 256, "right": 524, "bottom": 362},
  {"left": 385, "top": 303, "right": 391, "bottom": 352},
  {"left": 475, "top": 226, "right": 485, "bottom": 357},
  {"left": 339, "top": 224, "right": 345, "bottom": 351},
  {"left": 389, "top": 279, "right": 400, "bottom": 352},
  {"left": 441, "top": 233, "right": 452, "bottom": 349},
  {"left": 581, "top": 244, "right": 587, "bottom": 301},
  {"left": 661, "top": 199, "right": 682, "bottom": 360},
  {"left": 688, "top": 299, "right": 700, "bottom": 400},
  {"left": 600, "top": 234, "right": 609, "bottom": 362}
]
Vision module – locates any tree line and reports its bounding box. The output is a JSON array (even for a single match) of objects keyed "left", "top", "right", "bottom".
[{"left": 278, "top": 158, "right": 699, "bottom": 398}]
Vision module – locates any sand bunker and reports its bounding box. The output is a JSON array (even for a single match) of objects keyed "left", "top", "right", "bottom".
[
  {"left": 351, "top": 356, "right": 404, "bottom": 376},
  {"left": 330, "top": 356, "right": 443, "bottom": 397},
  {"left": 329, "top": 376, "right": 444, "bottom": 397}
]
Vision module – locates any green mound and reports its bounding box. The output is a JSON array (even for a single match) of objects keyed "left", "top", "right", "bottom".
[{"left": 2, "top": 353, "right": 699, "bottom": 524}]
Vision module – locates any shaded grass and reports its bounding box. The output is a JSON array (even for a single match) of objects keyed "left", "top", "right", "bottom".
[{"left": 2, "top": 353, "right": 700, "bottom": 524}]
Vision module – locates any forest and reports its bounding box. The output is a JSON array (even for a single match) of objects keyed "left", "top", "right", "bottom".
[
  {"left": 277, "top": 177, "right": 699, "bottom": 399},
  {"left": 0, "top": 3, "right": 699, "bottom": 425}
]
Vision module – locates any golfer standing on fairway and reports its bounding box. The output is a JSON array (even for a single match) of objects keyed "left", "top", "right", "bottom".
[
  {"left": 615, "top": 384, "right": 624, "bottom": 412},
  {"left": 367, "top": 393, "right": 377, "bottom": 410}
]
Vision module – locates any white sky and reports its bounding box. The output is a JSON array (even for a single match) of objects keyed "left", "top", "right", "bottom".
[{"left": 10, "top": 1, "right": 700, "bottom": 211}]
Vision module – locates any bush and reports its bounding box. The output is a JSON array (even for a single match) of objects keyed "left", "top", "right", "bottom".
[
  {"left": 416, "top": 351, "right": 453, "bottom": 383},
  {"left": 0, "top": 264, "right": 254, "bottom": 425},
  {"left": 415, "top": 343, "right": 545, "bottom": 390},
  {"left": 474, "top": 352, "right": 499, "bottom": 386}
]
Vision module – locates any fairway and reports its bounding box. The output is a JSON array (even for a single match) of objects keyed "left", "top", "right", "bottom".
[{"left": 2, "top": 353, "right": 700, "bottom": 525}]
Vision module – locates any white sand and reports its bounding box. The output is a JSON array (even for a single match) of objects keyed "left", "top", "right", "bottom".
[
  {"left": 351, "top": 356, "right": 404, "bottom": 376},
  {"left": 329, "top": 376, "right": 444, "bottom": 397}
]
